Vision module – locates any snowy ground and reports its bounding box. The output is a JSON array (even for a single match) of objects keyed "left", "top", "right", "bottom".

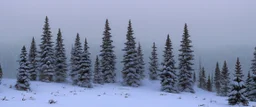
[{"left": 0, "top": 79, "right": 255, "bottom": 107}]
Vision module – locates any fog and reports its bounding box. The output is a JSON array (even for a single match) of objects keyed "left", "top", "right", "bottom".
[{"left": 0, "top": 0, "right": 255, "bottom": 79}]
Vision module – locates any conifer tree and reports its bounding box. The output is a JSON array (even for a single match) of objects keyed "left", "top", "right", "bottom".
[
  {"left": 15, "top": 46, "right": 30, "bottom": 91},
  {"left": 38, "top": 16, "right": 55, "bottom": 82},
  {"left": 160, "top": 34, "right": 179, "bottom": 93},
  {"left": 178, "top": 23, "right": 195, "bottom": 93},
  {"left": 206, "top": 75, "right": 212, "bottom": 92},
  {"left": 77, "top": 38, "right": 93, "bottom": 88},
  {"left": 214, "top": 62, "right": 221, "bottom": 95},
  {"left": 94, "top": 55, "right": 104, "bottom": 84},
  {"left": 54, "top": 29, "right": 67, "bottom": 82},
  {"left": 248, "top": 47, "right": 256, "bottom": 101},
  {"left": 0, "top": 64, "right": 2, "bottom": 84},
  {"left": 121, "top": 20, "right": 140, "bottom": 87},
  {"left": 149, "top": 42, "right": 159, "bottom": 80},
  {"left": 100, "top": 19, "right": 116, "bottom": 83},
  {"left": 70, "top": 34, "right": 83, "bottom": 85},
  {"left": 228, "top": 58, "right": 248, "bottom": 106},
  {"left": 219, "top": 61, "right": 231, "bottom": 96},
  {"left": 28, "top": 37, "right": 38, "bottom": 81},
  {"left": 245, "top": 71, "right": 253, "bottom": 100},
  {"left": 211, "top": 73, "right": 214, "bottom": 91},
  {"left": 137, "top": 43, "right": 145, "bottom": 79},
  {"left": 193, "top": 72, "right": 196, "bottom": 84},
  {"left": 198, "top": 67, "right": 206, "bottom": 90}
]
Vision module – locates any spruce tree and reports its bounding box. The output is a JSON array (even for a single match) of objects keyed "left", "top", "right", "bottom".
[
  {"left": 77, "top": 38, "right": 93, "bottom": 88},
  {"left": 219, "top": 61, "right": 231, "bottom": 96},
  {"left": 193, "top": 72, "right": 196, "bottom": 84},
  {"left": 178, "top": 23, "right": 195, "bottom": 93},
  {"left": 54, "top": 29, "right": 68, "bottom": 82},
  {"left": 206, "top": 75, "right": 212, "bottom": 92},
  {"left": 228, "top": 58, "right": 249, "bottom": 106},
  {"left": 149, "top": 42, "right": 159, "bottom": 80},
  {"left": 198, "top": 67, "right": 206, "bottom": 90},
  {"left": 214, "top": 62, "right": 221, "bottom": 95},
  {"left": 211, "top": 73, "right": 214, "bottom": 90},
  {"left": 15, "top": 46, "right": 30, "bottom": 91},
  {"left": 100, "top": 19, "right": 116, "bottom": 83},
  {"left": 93, "top": 55, "right": 104, "bottom": 84},
  {"left": 28, "top": 37, "right": 38, "bottom": 81},
  {"left": 0, "top": 64, "right": 2, "bottom": 84},
  {"left": 248, "top": 47, "right": 256, "bottom": 101},
  {"left": 137, "top": 43, "right": 145, "bottom": 79},
  {"left": 121, "top": 20, "right": 140, "bottom": 87},
  {"left": 38, "top": 16, "right": 55, "bottom": 82},
  {"left": 70, "top": 34, "right": 83, "bottom": 85},
  {"left": 160, "top": 34, "right": 179, "bottom": 93},
  {"left": 245, "top": 71, "right": 253, "bottom": 100}
]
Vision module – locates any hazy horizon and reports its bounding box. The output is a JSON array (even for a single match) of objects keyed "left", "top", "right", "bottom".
[{"left": 1, "top": 0, "right": 255, "bottom": 79}]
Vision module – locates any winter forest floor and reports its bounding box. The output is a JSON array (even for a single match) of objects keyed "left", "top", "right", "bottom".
[{"left": 0, "top": 79, "right": 255, "bottom": 107}]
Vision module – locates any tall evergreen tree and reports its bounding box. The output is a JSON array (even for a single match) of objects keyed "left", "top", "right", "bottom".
[
  {"left": 54, "top": 29, "right": 68, "bottom": 82},
  {"left": 178, "top": 23, "right": 195, "bottom": 93},
  {"left": 100, "top": 19, "right": 116, "bottom": 83},
  {"left": 70, "top": 34, "right": 83, "bottom": 85},
  {"left": 248, "top": 47, "right": 256, "bottom": 101},
  {"left": 15, "top": 46, "right": 30, "bottom": 91},
  {"left": 193, "top": 72, "right": 196, "bottom": 84},
  {"left": 219, "top": 61, "right": 231, "bottom": 96},
  {"left": 28, "top": 37, "right": 38, "bottom": 81},
  {"left": 211, "top": 73, "right": 214, "bottom": 90},
  {"left": 0, "top": 64, "right": 2, "bottom": 84},
  {"left": 77, "top": 38, "right": 93, "bottom": 88},
  {"left": 137, "top": 43, "right": 145, "bottom": 79},
  {"left": 39, "top": 16, "right": 55, "bottom": 82},
  {"left": 160, "top": 34, "right": 179, "bottom": 93},
  {"left": 149, "top": 42, "right": 159, "bottom": 80},
  {"left": 121, "top": 20, "right": 140, "bottom": 87},
  {"left": 245, "top": 71, "right": 253, "bottom": 100},
  {"left": 94, "top": 55, "right": 104, "bottom": 84},
  {"left": 206, "top": 75, "right": 212, "bottom": 92},
  {"left": 214, "top": 62, "right": 221, "bottom": 95},
  {"left": 228, "top": 58, "right": 248, "bottom": 106},
  {"left": 198, "top": 67, "right": 206, "bottom": 90}
]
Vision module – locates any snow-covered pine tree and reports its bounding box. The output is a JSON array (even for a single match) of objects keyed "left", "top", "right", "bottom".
[
  {"left": 178, "top": 23, "right": 195, "bottom": 93},
  {"left": 211, "top": 73, "right": 214, "bottom": 90},
  {"left": 28, "top": 37, "right": 38, "bottom": 81},
  {"left": 245, "top": 71, "right": 253, "bottom": 100},
  {"left": 193, "top": 72, "right": 196, "bottom": 84},
  {"left": 214, "top": 62, "right": 221, "bottom": 95},
  {"left": 0, "top": 63, "right": 2, "bottom": 84},
  {"left": 15, "top": 46, "right": 30, "bottom": 91},
  {"left": 137, "top": 43, "right": 145, "bottom": 79},
  {"left": 248, "top": 47, "right": 256, "bottom": 101},
  {"left": 121, "top": 20, "right": 140, "bottom": 87},
  {"left": 198, "top": 67, "right": 206, "bottom": 90},
  {"left": 100, "top": 19, "right": 116, "bottom": 83},
  {"left": 149, "top": 42, "right": 159, "bottom": 80},
  {"left": 39, "top": 16, "right": 55, "bottom": 82},
  {"left": 93, "top": 55, "right": 104, "bottom": 84},
  {"left": 228, "top": 58, "right": 249, "bottom": 106},
  {"left": 219, "top": 61, "right": 231, "bottom": 96},
  {"left": 206, "top": 75, "right": 212, "bottom": 92},
  {"left": 160, "top": 34, "right": 179, "bottom": 93},
  {"left": 54, "top": 29, "right": 68, "bottom": 82},
  {"left": 70, "top": 34, "right": 83, "bottom": 85},
  {"left": 77, "top": 38, "right": 93, "bottom": 88}
]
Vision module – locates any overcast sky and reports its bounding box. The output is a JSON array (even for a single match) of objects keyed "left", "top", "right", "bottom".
[{"left": 0, "top": 0, "right": 255, "bottom": 79}]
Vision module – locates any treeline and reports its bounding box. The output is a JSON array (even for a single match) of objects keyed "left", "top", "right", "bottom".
[{"left": 0, "top": 16, "right": 255, "bottom": 106}]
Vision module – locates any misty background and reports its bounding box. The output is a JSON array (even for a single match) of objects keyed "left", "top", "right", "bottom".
[{"left": 0, "top": 0, "right": 255, "bottom": 80}]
